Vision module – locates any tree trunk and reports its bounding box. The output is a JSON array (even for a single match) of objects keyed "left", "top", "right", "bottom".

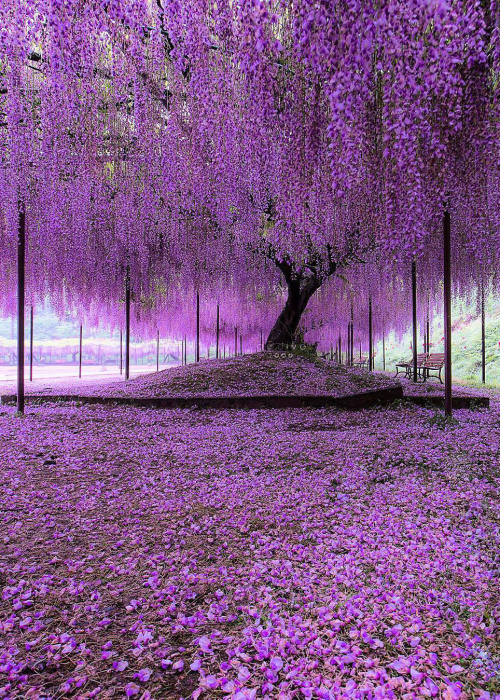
[{"left": 265, "top": 277, "right": 321, "bottom": 349}]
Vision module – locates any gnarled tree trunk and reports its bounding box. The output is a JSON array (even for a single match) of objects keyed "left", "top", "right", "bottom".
[
  {"left": 265, "top": 276, "right": 322, "bottom": 349},
  {"left": 262, "top": 237, "right": 342, "bottom": 350}
]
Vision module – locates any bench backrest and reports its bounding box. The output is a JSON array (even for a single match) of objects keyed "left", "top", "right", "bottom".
[
  {"left": 425, "top": 353, "right": 445, "bottom": 367},
  {"left": 404, "top": 353, "right": 427, "bottom": 363}
]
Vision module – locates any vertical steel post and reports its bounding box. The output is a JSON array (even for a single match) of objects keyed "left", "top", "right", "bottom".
[
  {"left": 216, "top": 304, "right": 220, "bottom": 359},
  {"left": 350, "top": 305, "right": 354, "bottom": 365},
  {"left": 426, "top": 300, "right": 430, "bottom": 354},
  {"left": 481, "top": 281, "right": 486, "bottom": 384},
  {"left": 125, "top": 265, "right": 131, "bottom": 380},
  {"left": 157, "top": 330, "right": 160, "bottom": 372},
  {"left": 17, "top": 205, "right": 25, "bottom": 413},
  {"left": 383, "top": 332, "right": 386, "bottom": 371},
  {"left": 29, "top": 305, "right": 33, "bottom": 382},
  {"left": 196, "top": 292, "right": 200, "bottom": 362},
  {"left": 120, "top": 331, "right": 123, "bottom": 374},
  {"left": 412, "top": 260, "right": 418, "bottom": 382},
  {"left": 79, "top": 324, "right": 83, "bottom": 378},
  {"left": 368, "top": 297, "right": 373, "bottom": 371},
  {"left": 443, "top": 210, "right": 452, "bottom": 416},
  {"left": 234, "top": 326, "right": 238, "bottom": 356},
  {"left": 260, "top": 330, "right": 263, "bottom": 352}
]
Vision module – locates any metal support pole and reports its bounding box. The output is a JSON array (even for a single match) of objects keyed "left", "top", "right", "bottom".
[
  {"left": 481, "top": 281, "right": 486, "bottom": 384},
  {"left": 125, "top": 265, "right": 131, "bottom": 380},
  {"left": 234, "top": 326, "right": 238, "bottom": 356},
  {"left": 443, "top": 210, "right": 452, "bottom": 416},
  {"left": 426, "top": 307, "right": 430, "bottom": 354},
  {"left": 368, "top": 297, "right": 373, "bottom": 372},
  {"left": 157, "top": 330, "right": 160, "bottom": 372},
  {"left": 239, "top": 334, "right": 242, "bottom": 356},
  {"left": 412, "top": 260, "right": 418, "bottom": 382},
  {"left": 350, "top": 305, "right": 354, "bottom": 365},
  {"left": 383, "top": 332, "right": 386, "bottom": 371},
  {"left": 17, "top": 205, "right": 25, "bottom": 413},
  {"left": 338, "top": 334, "right": 342, "bottom": 364},
  {"left": 216, "top": 304, "right": 220, "bottom": 359},
  {"left": 120, "top": 331, "right": 123, "bottom": 374},
  {"left": 196, "top": 292, "right": 200, "bottom": 362},
  {"left": 260, "top": 330, "right": 263, "bottom": 352},
  {"left": 29, "top": 305, "right": 33, "bottom": 382},
  {"left": 184, "top": 335, "right": 187, "bottom": 364},
  {"left": 79, "top": 325, "right": 83, "bottom": 378}
]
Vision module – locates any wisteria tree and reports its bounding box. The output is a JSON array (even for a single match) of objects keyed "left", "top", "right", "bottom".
[{"left": 1, "top": 0, "right": 500, "bottom": 348}]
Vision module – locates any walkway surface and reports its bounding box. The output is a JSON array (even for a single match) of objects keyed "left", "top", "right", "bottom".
[{"left": 1, "top": 391, "right": 498, "bottom": 697}]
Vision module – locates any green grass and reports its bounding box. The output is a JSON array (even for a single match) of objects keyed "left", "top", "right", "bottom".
[{"left": 376, "top": 295, "right": 500, "bottom": 388}]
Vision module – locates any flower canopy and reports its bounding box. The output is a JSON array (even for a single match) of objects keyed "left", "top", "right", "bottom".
[{"left": 0, "top": 0, "right": 499, "bottom": 339}]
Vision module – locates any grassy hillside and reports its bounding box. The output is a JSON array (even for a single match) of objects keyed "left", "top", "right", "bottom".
[{"left": 378, "top": 296, "right": 500, "bottom": 387}]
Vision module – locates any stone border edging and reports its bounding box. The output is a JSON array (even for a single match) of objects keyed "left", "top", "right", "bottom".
[
  {"left": 1, "top": 385, "right": 403, "bottom": 410},
  {"left": 405, "top": 395, "right": 490, "bottom": 409},
  {"left": 2, "top": 388, "right": 489, "bottom": 410}
]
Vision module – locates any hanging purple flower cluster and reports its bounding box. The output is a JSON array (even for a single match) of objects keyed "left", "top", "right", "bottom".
[{"left": 0, "top": 0, "right": 499, "bottom": 338}]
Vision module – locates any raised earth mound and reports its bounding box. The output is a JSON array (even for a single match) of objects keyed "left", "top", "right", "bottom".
[
  {"left": 78, "top": 351, "right": 399, "bottom": 398},
  {"left": 2, "top": 353, "right": 490, "bottom": 408}
]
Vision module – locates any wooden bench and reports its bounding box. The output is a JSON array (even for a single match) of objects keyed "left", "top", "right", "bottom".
[
  {"left": 353, "top": 355, "right": 369, "bottom": 369},
  {"left": 422, "top": 353, "right": 445, "bottom": 383},
  {"left": 395, "top": 353, "right": 428, "bottom": 379}
]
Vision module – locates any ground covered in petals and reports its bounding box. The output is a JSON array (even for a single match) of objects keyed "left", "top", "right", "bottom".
[{"left": 1, "top": 400, "right": 499, "bottom": 699}]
